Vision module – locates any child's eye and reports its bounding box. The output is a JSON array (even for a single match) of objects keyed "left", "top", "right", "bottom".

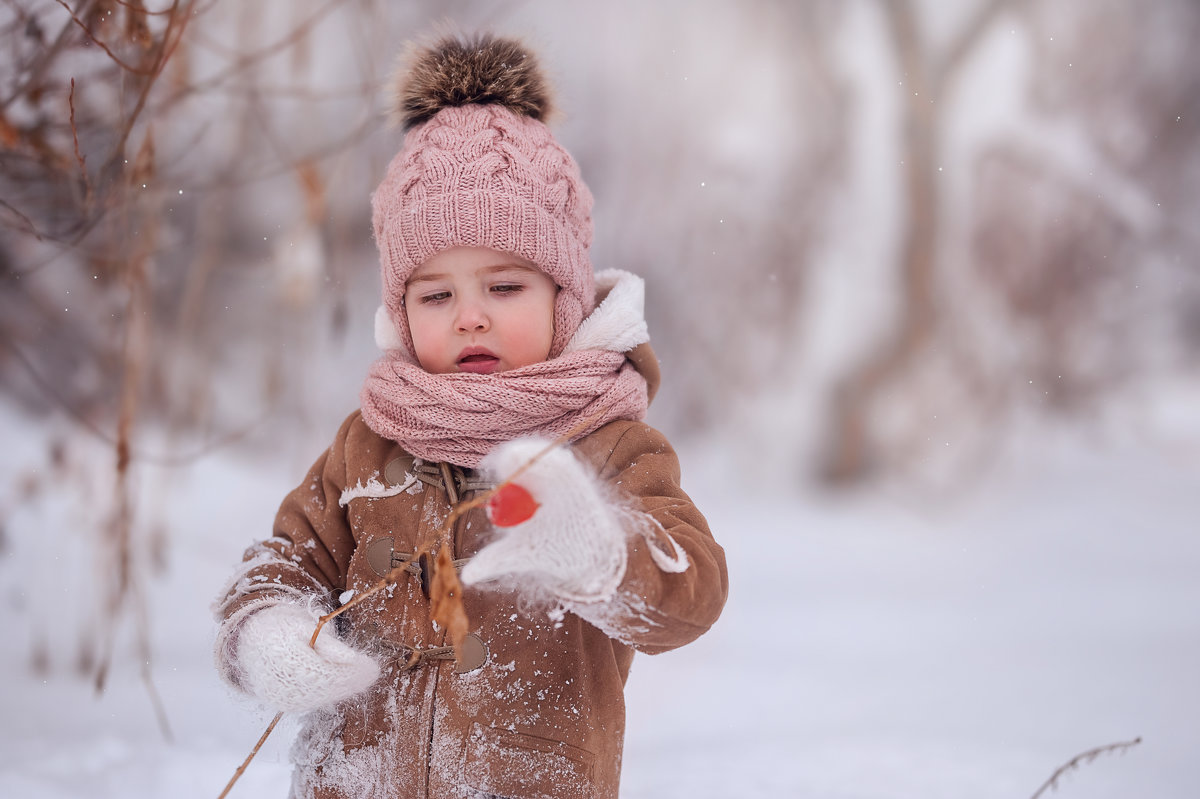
[
  {"left": 491, "top": 284, "right": 523, "bottom": 295},
  {"left": 420, "top": 291, "right": 451, "bottom": 304}
]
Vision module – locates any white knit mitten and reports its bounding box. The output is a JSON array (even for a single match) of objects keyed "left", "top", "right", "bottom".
[
  {"left": 235, "top": 603, "right": 380, "bottom": 713},
  {"left": 461, "top": 438, "right": 627, "bottom": 602}
]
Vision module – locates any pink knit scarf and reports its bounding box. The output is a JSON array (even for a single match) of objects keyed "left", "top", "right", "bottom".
[{"left": 359, "top": 350, "right": 648, "bottom": 467}]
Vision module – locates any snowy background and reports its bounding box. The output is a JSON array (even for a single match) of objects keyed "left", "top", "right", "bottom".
[
  {"left": 2, "top": 1, "right": 1199, "bottom": 797},
  {"left": 3, "top": 404, "right": 1198, "bottom": 798}
]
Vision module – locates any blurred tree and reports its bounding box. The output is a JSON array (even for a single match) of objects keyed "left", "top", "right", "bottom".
[
  {"left": 3, "top": 0, "right": 1198, "bottom": 708},
  {"left": 2, "top": 0, "right": 210, "bottom": 717},
  {"left": 818, "top": 0, "right": 1200, "bottom": 484},
  {"left": 0, "top": 0, "right": 464, "bottom": 707}
]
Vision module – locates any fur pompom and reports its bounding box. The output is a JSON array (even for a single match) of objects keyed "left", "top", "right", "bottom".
[{"left": 394, "top": 34, "right": 553, "bottom": 130}]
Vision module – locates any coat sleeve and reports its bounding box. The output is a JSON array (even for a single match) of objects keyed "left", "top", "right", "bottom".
[
  {"left": 569, "top": 423, "right": 728, "bottom": 655},
  {"left": 211, "top": 413, "right": 360, "bottom": 685}
]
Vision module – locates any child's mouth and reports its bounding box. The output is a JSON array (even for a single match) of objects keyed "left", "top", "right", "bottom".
[{"left": 457, "top": 353, "right": 500, "bottom": 374}]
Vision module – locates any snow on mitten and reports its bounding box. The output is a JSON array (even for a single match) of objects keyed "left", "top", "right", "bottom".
[
  {"left": 461, "top": 437, "right": 627, "bottom": 602},
  {"left": 235, "top": 602, "right": 380, "bottom": 713}
]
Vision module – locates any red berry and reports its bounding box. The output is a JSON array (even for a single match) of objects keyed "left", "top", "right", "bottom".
[{"left": 486, "top": 483, "right": 540, "bottom": 527}]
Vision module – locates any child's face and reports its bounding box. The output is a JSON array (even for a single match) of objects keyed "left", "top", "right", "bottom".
[{"left": 404, "top": 246, "right": 558, "bottom": 374}]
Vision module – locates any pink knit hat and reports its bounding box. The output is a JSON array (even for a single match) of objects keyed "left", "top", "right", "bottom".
[{"left": 371, "top": 35, "right": 595, "bottom": 359}]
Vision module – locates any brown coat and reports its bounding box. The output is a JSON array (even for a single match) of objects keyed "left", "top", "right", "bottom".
[{"left": 216, "top": 410, "right": 727, "bottom": 799}]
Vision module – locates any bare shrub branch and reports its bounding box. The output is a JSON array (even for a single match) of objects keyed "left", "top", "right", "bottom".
[{"left": 1030, "top": 737, "right": 1142, "bottom": 799}]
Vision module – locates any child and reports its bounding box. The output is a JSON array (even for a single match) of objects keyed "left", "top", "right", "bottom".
[{"left": 214, "top": 33, "right": 727, "bottom": 799}]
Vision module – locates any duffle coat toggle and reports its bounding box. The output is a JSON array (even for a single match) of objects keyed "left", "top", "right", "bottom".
[
  {"left": 407, "top": 459, "right": 491, "bottom": 498},
  {"left": 359, "top": 539, "right": 489, "bottom": 674},
  {"left": 362, "top": 457, "right": 490, "bottom": 675},
  {"left": 366, "top": 457, "right": 483, "bottom": 582},
  {"left": 362, "top": 538, "right": 471, "bottom": 581},
  {"left": 381, "top": 634, "right": 489, "bottom": 675}
]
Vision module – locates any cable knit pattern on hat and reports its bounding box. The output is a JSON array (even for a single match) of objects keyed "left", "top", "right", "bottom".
[
  {"left": 364, "top": 37, "right": 643, "bottom": 466},
  {"left": 372, "top": 104, "right": 594, "bottom": 359}
]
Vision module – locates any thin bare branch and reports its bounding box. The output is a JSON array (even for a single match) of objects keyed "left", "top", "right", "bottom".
[
  {"left": 217, "top": 712, "right": 283, "bottom": 799},
  {"left": 111, "top": 0, "right": 176, "bottom": 17},
  {"left": 0, "top": 331, "right": 269, "bottom": 465},
  {"left": 52, "top": 0, "right": 154, "bottom": 75},
  {"left": 101, "top": 1, "right": 199, "bottom": 175},
  {"left": 0, "top": 197, "right": 46, "bottom": 240},
  {"left": 168, "top": 0, "right": 351, "bottom": 98},
  {"left": 68, "top": 78, "right": 94, "bottom": 206},
  {"left": 1030, "top": 737, "right": 1142, "bottom": 799},
  {"left": 1, "top": 0, "right": 97, "bottom": 111},
  {"left": 181, "top": 112, "right": 379, "bottom": 192},
  {"left": 0, "top": 332, "right": 116, "bottom": 447}
]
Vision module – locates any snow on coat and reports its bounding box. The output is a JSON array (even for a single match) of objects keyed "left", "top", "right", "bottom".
[{"left": 213, "top": 407, "right": 728, "bottom": 799}]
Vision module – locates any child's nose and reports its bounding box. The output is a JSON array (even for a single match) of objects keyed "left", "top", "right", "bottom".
[{"left": 454, "top": 301, "right": 489, "bottom": 333}]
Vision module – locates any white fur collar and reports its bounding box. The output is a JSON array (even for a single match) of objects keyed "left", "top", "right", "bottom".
[
  {"left": 563, "top": 270, "right": 649, "bottom": 354},
  {"left": 373, "top": 269, "right": 649, "bottom": 356}
]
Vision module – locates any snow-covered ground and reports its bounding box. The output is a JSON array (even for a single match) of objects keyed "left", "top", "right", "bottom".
[{"left": 1, "top": 399, "right": 1197, "bottom": 798}]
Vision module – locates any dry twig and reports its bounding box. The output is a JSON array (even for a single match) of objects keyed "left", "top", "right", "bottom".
[
  {"left": 306, "top": 411, "right": 606, "bottom": 648},
  {"left": 430, "top": 543, "right": 469, "bottom": 654},
  {"left": 1029, "top": 737, "right": 1142, "bottom": 799},
  {"left": 216, "top": 711, "right": 283, "bottom": 799},
  {"left": 67, "top": 78, "right": 94, "bottom": 206},
  {"left": 52, "top": 0, "right": 155, "bottom": 75}
]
